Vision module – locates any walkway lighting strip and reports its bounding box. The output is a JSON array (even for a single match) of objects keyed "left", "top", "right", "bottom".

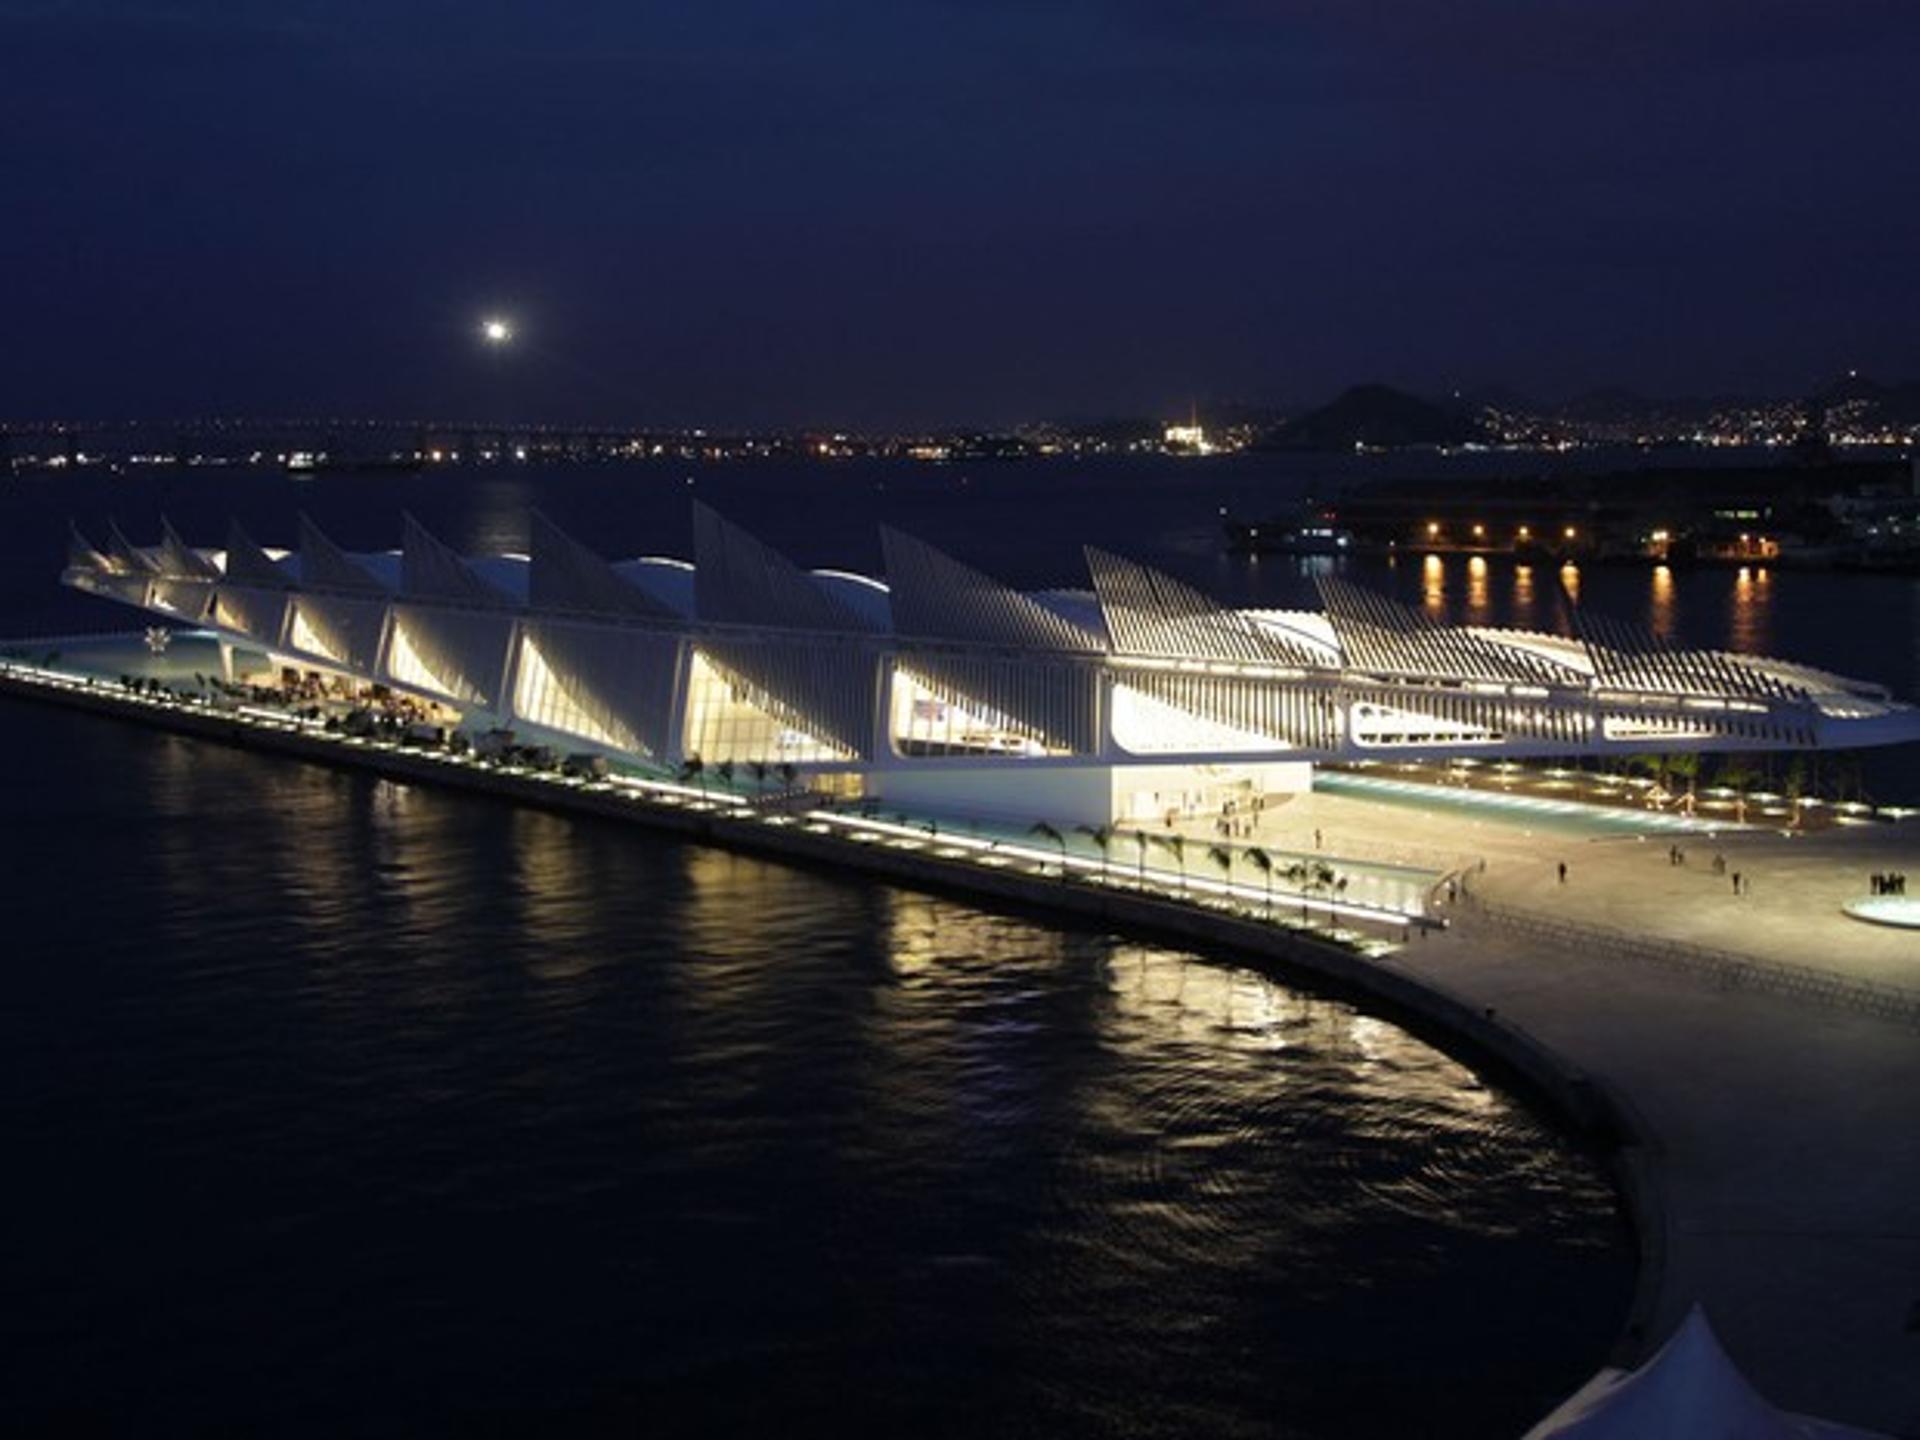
[
  {"left": 1326, "top": 771, "right": 1754, "bottom": 833},
  {"left": 803, "top": 810, "right": 1426, "bottom": 927}
]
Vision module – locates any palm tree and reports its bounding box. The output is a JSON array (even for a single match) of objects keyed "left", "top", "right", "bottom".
[
  {"left": 749, "top": 760, "right": 769, "bottom": 793},
  {"left": 1129, "top": 829, "right": 1149, "bottom": 886},
  {"left": 714, "top": 759, "right": 736, "bottom": 792},
  {"left": 1783, "top": 755, "right": 1808, "bottom": 828},
  {"left": 1075, "top": 824, "right": 1114, "bottom": 882},
  {"left": 1305, "top": 862, "right": 1339, "bottom": 924},
  {"left": 1029, "top": 821, "right": 1068, "bottom": 877},
  {"left": 1148, "top": 832, "right": 1187, "bottom": 892},
  {"left": 1667, "top": 750, "right": 1701, "bottom": 813},
  {"left": 678, "top": 755, "right": 707, "bottom": 798},
  {"left": 1207, "top": 843, "right": 1235, "bottom": 894},
  {"left": 1717, "top": 756, "right": 1758, "bottom": 824},
  {"left": 778, "top": 761, "right": 798, "bottom": 795},
  {"left": 1282, "top": 860, "right": 1311, "bottom": 922},
  {"left": 1244, "top": 846, "right": 1275, "bottom": 914}
]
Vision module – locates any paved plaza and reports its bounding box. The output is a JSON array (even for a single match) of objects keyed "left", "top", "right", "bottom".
[
  {"left": 1260, "top": 787, "right": 1920, "bottom": 987},
  {"left": 1254, "top": 782, "right": 1920, "bottom": 1436}
]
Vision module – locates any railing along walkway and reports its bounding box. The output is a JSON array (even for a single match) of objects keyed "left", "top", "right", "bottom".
[{"left": 1459, "top": 895, "right": 1920, "bottom": 1030}]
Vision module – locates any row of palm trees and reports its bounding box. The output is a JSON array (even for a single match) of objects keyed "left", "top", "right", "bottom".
[
  {"left": 675, "top": 755, "right": 801, "bottom": 798},
  {"left": 1027, "top": 821, "right": 1346, "bottom": 921}
]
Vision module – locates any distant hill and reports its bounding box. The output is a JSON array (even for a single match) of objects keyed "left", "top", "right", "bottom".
[
  {"left": 1265, "top": 384, "right": 1486, "bottom": 450},
  {"left": 1814, "top": 373, "right": 1920, "bottom": 424}
]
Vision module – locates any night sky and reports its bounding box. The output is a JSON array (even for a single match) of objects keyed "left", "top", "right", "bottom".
[{"left": 4, "top": 1, "right": 1918, "bottom": 428}]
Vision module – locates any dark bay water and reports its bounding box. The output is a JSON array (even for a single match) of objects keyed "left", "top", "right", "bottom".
[{"left": 0, "top": 702, "right": 1630, "bottom": 1436}]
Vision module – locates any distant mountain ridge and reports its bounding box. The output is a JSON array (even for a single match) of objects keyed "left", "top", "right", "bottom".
[{"left": 1263, "top": 384, "right": 1486, "bottom": 450}]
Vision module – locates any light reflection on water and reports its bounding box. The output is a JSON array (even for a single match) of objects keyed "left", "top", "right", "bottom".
[
  {"left": 1730, "top": 566, "right": 1771, "bottom": 654},
  {"left": 1513, "top": 563, "right": 1537, "bottom": 628},
  {"left": 1466, "top": 555, "right": 1492, "bottom": 626},
  {"left": 0, "top": 706, "right": 1631, "bottom": 1438},
  {"left": 1422, "top": 552, "right": 1446, "bottom": 617},
  {"left": 1650, "top": 564, "right": 1677, "bottom": 641},
  {"left": 1559, "top": 560, "right": 1581, "bottom": 604}
]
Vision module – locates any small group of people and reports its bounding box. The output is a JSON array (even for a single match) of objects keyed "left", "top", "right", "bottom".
[
  {"left": 1212, "top": 794, "right": 1264, "bottom": 841},
  {"left": 1870, "top": 872, "right": 1908, "bottom": 896},
  {"left": 1668, "top": 845, "right": 1741, "bottom": 883}
]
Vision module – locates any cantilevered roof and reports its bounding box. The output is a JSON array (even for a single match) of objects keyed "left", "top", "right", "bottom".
[
  {"left": 104, "top": 519, "right": 157, "bottom": 576},
  {"left": 809, "top": 569, "right": 894, "bottom": 631},
  {"left": 401, "top": 513, "right": 508, "bottom": 606},
  {"left": 880, "top": 526, "right": 1105, "bottom": 652},
  {"left": 527, "top": 510, "right": 677, "bottom": 619},
  {"left": 612, "top": 558, "right": 697, "bottom": 617},
  {"left": 693, "top": 503, "right": 876, "bottom": 632},
  {"left": 1087, "top": 547, "right": 1319, "bottom": 666},
  {"left": 223, "top": 520, "right": 295, "bottom": 588},
  {"left": 67, "top": 523, "right": 111, "bottom": 575},
  {"left": 298, "top": 515, "right": 388, "bottom": 594},
  {"left": 156, "top": 517, "right": 222, "bottom": 580}
]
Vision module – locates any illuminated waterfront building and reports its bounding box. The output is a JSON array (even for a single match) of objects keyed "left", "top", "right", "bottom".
[{"left": 64, "top": 507, "right": 1920, "bottom": 825}]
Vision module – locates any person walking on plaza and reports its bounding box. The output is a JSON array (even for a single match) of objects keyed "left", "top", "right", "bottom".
[{"left": 1557, "top": 861, "right": 1568, "bottom": 885}]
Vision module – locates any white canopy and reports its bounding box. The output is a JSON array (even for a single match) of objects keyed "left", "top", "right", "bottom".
[{"left": 1523, "top": 1307, "right": 1887, "bottom": 1440}]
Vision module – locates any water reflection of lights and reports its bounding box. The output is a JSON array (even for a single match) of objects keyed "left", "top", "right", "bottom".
[
  {"left": 1466, "top": 555, "right": 1490, "bottom": 624},
  {"left": 1559, "top": 561, "right": 1580, "bottom": 603},
  {"left": 1422, "top": 554, "right": 1446, "bottom": 616},
  {"left": 1730, "top": 565, "right": 1771, "bottom": 654},
  {"left": 1649, "top": 564, "right": 1675, "bottom": 641},
  {"left": 1512, "top": 564, "right": 1535, "bottom": 626}
]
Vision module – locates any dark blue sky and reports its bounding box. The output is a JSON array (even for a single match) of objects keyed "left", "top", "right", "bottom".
[{"left": 3, "top": 1, "right": 1917, "bottom": 427}]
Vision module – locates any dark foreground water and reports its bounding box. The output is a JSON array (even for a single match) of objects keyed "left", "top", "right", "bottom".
[{"left": 0, "top": 702, "right": 1632, "bottom": 1437}]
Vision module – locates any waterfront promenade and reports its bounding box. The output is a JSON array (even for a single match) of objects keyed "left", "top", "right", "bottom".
[
  {"left": 1394, "top": 925, "right": 1920, "bottom": 1436},
  {"left": 1270, "top": 787, "right": 1920, "bottom": 1436},
  {"left": 2, "top": 659, "right": 1916, "bottom": 1435}
]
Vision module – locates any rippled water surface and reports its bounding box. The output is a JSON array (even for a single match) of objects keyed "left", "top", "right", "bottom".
[{"left": 0, "top": 705, "right": 1631, "bottom": 1437}]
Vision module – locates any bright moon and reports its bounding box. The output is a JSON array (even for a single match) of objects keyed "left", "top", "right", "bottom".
[{"left": 481, "top": 317, "right": 513, "bottom": 345}]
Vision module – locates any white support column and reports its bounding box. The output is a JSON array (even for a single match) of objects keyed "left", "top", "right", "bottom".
[
  {"left": 497, "top": 618, "right": 527, "bottom": 728},
  {"left": 664, "top": 639, "right": 696, "bottom": 768}
]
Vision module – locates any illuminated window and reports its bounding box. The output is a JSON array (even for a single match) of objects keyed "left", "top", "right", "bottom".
[
  {"left": 512, "top": 632, "right": 630, "bottom": 750},
  {"left": 289, "top": 602, "right": 346, "bottom": 664},
  {"left": 889, "top": 666, "right": 1058, "bottom": 758},
  {"left": 681, "top": 650, "right": 846, "bottom": 764},
  {"left": 1110, "top": 683, "right": 1282, "bottom": 754}
]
